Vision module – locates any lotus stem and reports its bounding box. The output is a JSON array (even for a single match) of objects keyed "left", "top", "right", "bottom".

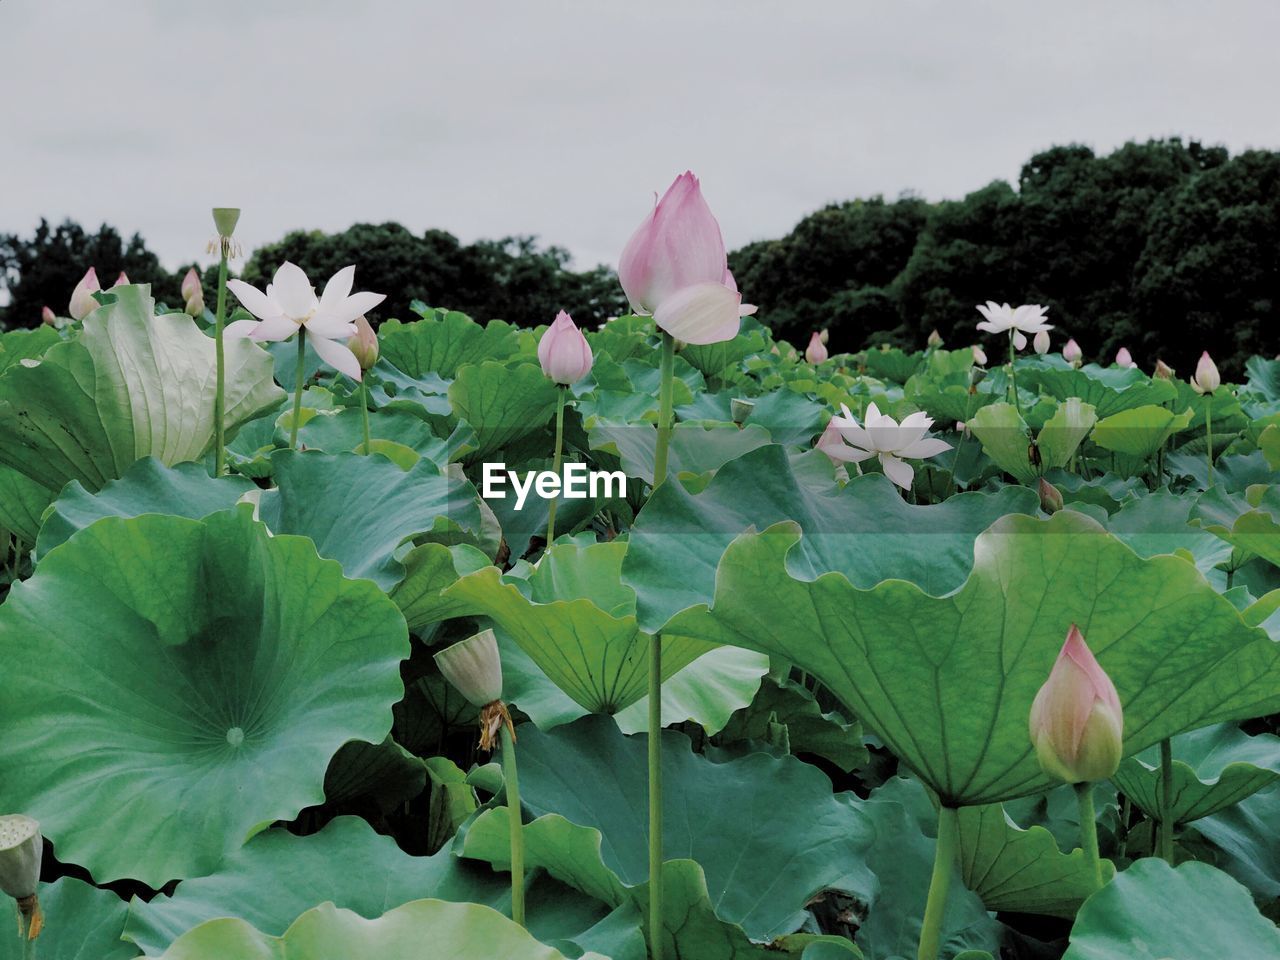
[
  {"left": 213, "top": 251, "right": 229, "bottom": 476},
  {"left": 1205, "top": 403, "right": 1214, "bottom": 488},
  {"left": 1159, "top": 738, "right": 1175, "bottom": 863},
  {"left": 289, "top": 330, "right": 307, "bottom": 451},
  {"left": 918, "top": 805, "right": 959, "bottom": 960},
  {"left": 647, "top": 328, "right": 676, "bottom": 960},
  {"left": 1007, "top": 332, "right": 1024, "bottom": 421},
  {"left": 546, "top": 384, "right": 567, "bottom": 546},
  {"left": 1074, "top": 782, "right": 1103, "bottom": 890},
  {"left": 500, "top": 722, "right": 525, "bottom": 926},
  {"left": 359, "top": 379, "right": 372, "bottom": 454}
]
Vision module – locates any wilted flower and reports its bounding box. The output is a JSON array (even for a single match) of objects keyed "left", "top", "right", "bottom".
[
  {"left": 68, "top": 267, "right": 100, "bottom": 320},
  {"left": 1153, "top": 359, "right": 1175, "bottom": 380},
  {"left": 972, "top": 344, "right": 988, "bottom": 367},
  {"left": 618, "top": 171, "right": 755, "bottom": 345},
  {"left": 1115, "top": 347, "right": 1135, "bottom": 368},
  {"left": 1029, "top": 625, "right": 1123, "bottom": 784},
  {"left": 1033, "top": 329, "right": 1051, "bottom": 355},
  {"left": 1063, "top": 339, "right": 1083, "bottom": 365},
  {"left": 0, "top": 814, "right": 43, "bottom": 940},
  {"left": 825, "top": 402, "right": 952, "bottom": 490},
  {"left": 1191, "top": 351, "right": 1220, "bottom": 395},
  {"left": 537, "top": 310, "right": 593, "bottom": 385},
  {"left": 435, "top": 628, "right": 512, "bottom": 752},
  {"left": 975, "top": 302, "right": 1052, "bottom": 350},
  {"left": 927, "top": 329, "right": 943, "bottom": 348},
  {"left": 225, "top": 263, "right": 385, "bottom": 381},
  {"left": 347, "top": 316, "right": 380, "bottom": 372},
  {"left": 113, "top": 271, "right": 130, "bottom": 287},
  {"left": 1038, "top": 477, "right": 1064, "bottom": 514},
  {"left": 40, "top": 306, "right": 55, "bottom": 326},
  {"left": 805, "top": 331, "right": 828, "bottom": 364}
]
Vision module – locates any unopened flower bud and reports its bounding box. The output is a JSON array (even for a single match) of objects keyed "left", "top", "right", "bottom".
[
  {"left": 927, "top": 329, "right": 943, "bottom": 348},
  {"left": 181, "top": 267, "right": 202, "bottom": 303},
  {"left": 347, "top": 316, "right": 380, "bottom": 372},
  {"left": 1033, "top": 329, "right": 1051, "bottom": 355},
  {"left": 1153, "top": 359, "right": 1175, "bottom": 380},
  {"left": 1191, "top": 351, "right": 1220, "bottom": 395},
  {"left": 818, "top": 328, "right": 829, "bottom": 345},
  {"left": 40, "top": 306, "right": 56, "bottom": 326},
  {"left": 1063, "top": 338, "right": 1082, "bottom": 365},
  {"left": 972, "top": 344, "right": 987, "bottom": 367},
  {"left": 1115, "top": 347, "right": 1135, "bottom": 368},
  {"left": 112, "top": 271, "right": 130, "bottom": 288},
  {"left": 537, "top": 310, "right": 593, "bottom": 385},
  {"left": 1038, "top": 477, "right": 1064, "bottom": 514},
  {"left": 805, "top": 331, "right": 828, "bottom": 364},
  {"left": 68, "top": 267, "right": 100, "bottom": 321},
  {"left": 1029, "top": 625, "right": 1124, "bottom": 784}
]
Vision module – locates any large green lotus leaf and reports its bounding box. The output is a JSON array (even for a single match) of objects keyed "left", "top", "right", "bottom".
[
  {"left": 1062, "top": 859, "right": 1280, "bottom": 959},
  {"left": 863, "top": 347, "right": 923, "bottom": 384},
  {"left": 459, "top": 816, "right": 859, "bottom": 960},
  {"left": 1036, "top": 397, "right": 1098, "bottom": 470},
  {"left": 1019, "top": 363, "right": 1178, "bottom": 418},
  {"left": 680, "top": 330, "right": 768, "bottom": 382},
  {"left": 612, "top": 645, "right": 770, "bottom": 736},
  {"left": 587, "top": 314, "right": 653, "bottom": 365},
  {"left": 967, "top": 400, "right": 1096, "bottom": 483},
  {"left": 1243, "top": 355, "right": 1280, "bottom": 405},
  {"left": 1194, "top": 783, "right": 1280, "bottom": 902},
  {"left": 391, "top": 541, "right": 494, "bottom": 631},
  {"left": 1112, "top": 724, "right": 1280, "bottom": 825},
  {"left": 0, "top": 510, "right": 409, "bottom": 884},
  {"left": 717, "top": 677, "right": 867, "bottom": 772},
  {"left": 295, "top": 406, "right": 451, "bottom": 467},
  {"left": 496, "top": 715, "right": 874, "bottom": 940},
  {"left": 665, "top": 511, "right": 1280, "bottom": 806},
  {"left": 587, "top": 419, "right": 773, "bottom": 486},
  {"left": 35, "top": 458, "right": 255, "bottom": 558},
  {"left": 443, "top": 541, "right": 715, "bottom": 714},
  {"left": 448, "top": 360, "right": 559, "bottom": 461},
  {"left": 1190, "top": 484, "right": 1280, "bottom": 570},
  {"left": 622, "top": 444, "right": 1038, "bottom": 633},
  {"left": 1102, "top": 489, "right": 1231, "bottom": 576},
  {"left": 257, "top": 450, "right": 483, "bottom": 590},
  {"left": 379, "top": 308, "right": 521, "bottom": 378},
  {"left": 1043, "top": 469, "right": 1144, "bottom": 514},
  {"left": 0, "top": 324, "right": 61, "bottom": 375},
  {"left": 1167, "top": 379, "right": 1250, "bottom": 435},
  {"left": 143, "top": 899, "right": 609, "bottom": 960},
  {"left": 675, "top": 389, "right": 828, "bottom": 449},
  {"left": 0, "top": 463, "right": 55, "bottom": 545},
  {"left": 0, "top": 286, "right": 283, "bottom": 495},
  {"left": 0, "top": 877, "right": 132, "bottom": 960},
  {"left": 1091, "top": 404, "right": 1194, "bottom": 459}
]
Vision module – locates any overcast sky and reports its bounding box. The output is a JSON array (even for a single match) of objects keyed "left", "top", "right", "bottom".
[{"left": 4, "top": 1, "right": 1280, "bottom": 273}]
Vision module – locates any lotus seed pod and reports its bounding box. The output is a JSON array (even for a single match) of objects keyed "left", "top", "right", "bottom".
[
  {"left": 434, "top": 628, "right": 504, "bottom": 708},
  {"left": 0, "top": 815, "right": 41, "bottom": 901},
  {"left": 212, "top": 207, "right": 241, "bottom": 238}
]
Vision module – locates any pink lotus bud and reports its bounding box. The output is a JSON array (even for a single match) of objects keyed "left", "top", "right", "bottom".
[
  {"left": 1037, "top": 477, "right": 1064, "bottom": 514},
  {"left": 927, "top": 329, "right": 943, "bottom": 348},
  {"left": 40, "top": 306, "right": 56, "bottom": 326},
  {"left": 1115, "top": 347, "right": 1134, "bottom": 368},
  {"left": 1191, "top": 351, "right": 1220, "bottom": 395},
  {"left": 972, "top": 344, "right": 987, "bottom": 367},
  {"left": 1153, "top": 359, "right": 1175, "bottom": 380},
  {"left": 181, "top": 267, "right": 202, "bottom": 304},
  {"left": 347, "top": 316, "right": 380, "bottom": 372},
  {"left": 1029, "top": 625, "right": 1124, "bottom": 784},
  {"left": 68, "top": 267, "right": 101, "bottom": 320},
  {"left": 1033, "top": 330, "right": 1051, "bottom": 355},
  {"left": 805, "top": 331, "right": 828, "bottom": 364},
  {"left": 618, "top": 171, "right": 727, "bottom": 315},
  {"left": 1063, "top": 338, "right": 1082, "bottom": 365},
  {"left": 113, "top": 271, "right": 130, "bottom": 288},
  {"left": 537, "top": 310, "right": 593, "bottom": 385}
]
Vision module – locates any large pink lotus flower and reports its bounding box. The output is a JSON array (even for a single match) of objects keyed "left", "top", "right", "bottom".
[
  {"left": 618, "top": 172, "right": 755, "bottom": 345},
  {"left": 975, "top": 301, "right": 1052, "bottom": 351},
  {"left": 225, "top": 262, "right": 385, "bottom": 381},
  {"left": 1029, "top": 625, "right": 1124, "bottom": 784},
  {"left": 537, "top": 311, "right": 594, "bottom": 385},
  {"left": 68, "top": 268, "right": 100, "bottom": 320},
  {"left": 824, "top": 402, "right": 952, "bottom": 490}
]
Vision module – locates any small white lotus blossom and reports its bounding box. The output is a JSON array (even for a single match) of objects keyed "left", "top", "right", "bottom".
[
  {"left": 975, "top": 301, "right": 1053, "bottom": 351},
  {"left": 1033, "top": 329, "right": 1051, "bottom": 355},
  {"left": 1115, "top": 346, "right": 1135, "bottom": 368},
  {"left": 824, "top": 402, "right": 952, "bottom": 490},
  {"left": 226, "top": 262, "right": 385, "bottom": 381},
  {"left": 1191, "top": 351, "right": 1220, "bottom": 395},
  {"left": 972, "top": 344, "right": 988, "bottom": 366}
]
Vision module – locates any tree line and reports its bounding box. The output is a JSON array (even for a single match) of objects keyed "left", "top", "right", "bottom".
[{"left": 3, "top": 138, "right": 1277, "bottom": 375}]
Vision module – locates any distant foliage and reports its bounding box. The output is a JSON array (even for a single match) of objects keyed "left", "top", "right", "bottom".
[{"left": 731, "top": 138, "right": 1279, "bottom": 376}]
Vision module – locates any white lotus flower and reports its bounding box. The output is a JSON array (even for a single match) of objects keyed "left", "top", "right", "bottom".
[
  {"left": 225, "top": 262, "right": 385, "bottom": 380},
  {"left": 975, "top": 301, "right": 1052, "bottom": 351},
  {"left": 825, "top": 402, "right": 952, "bottom": 490}
]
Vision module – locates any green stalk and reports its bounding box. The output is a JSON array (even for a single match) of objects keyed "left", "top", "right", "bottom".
[
  {"left": 918, "top": 806, "right": 959, "bottom": 960},
  {"left": 1205, "top": 401, "right": 1214, "bottom": 488},
  {"left": 500, "top": 723, "right": 525, "bottom": 926},
  {"left": 1074, "top": 782, "right": 1104, "bottom": 890},
  {"left": 546, "top": 385, "right": 568, "bottom": 546},
  {"left": 212, "top": 248, "right": 229, "bottom": 476},
  {"left": 289, "top": 330, "right": 307, "bottom": 451},
  {"left": 1007, "top": 332, "right": 1024, "bottom": 421},
  {"left": 648, "top": 329, "right": 676, "bottom": 960},
  {"left": 359, "top": 379, "right": 372, "bottom": 454},
  {"left": 1159, "top": 738, "right": 1176, "bottom": 863}
]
